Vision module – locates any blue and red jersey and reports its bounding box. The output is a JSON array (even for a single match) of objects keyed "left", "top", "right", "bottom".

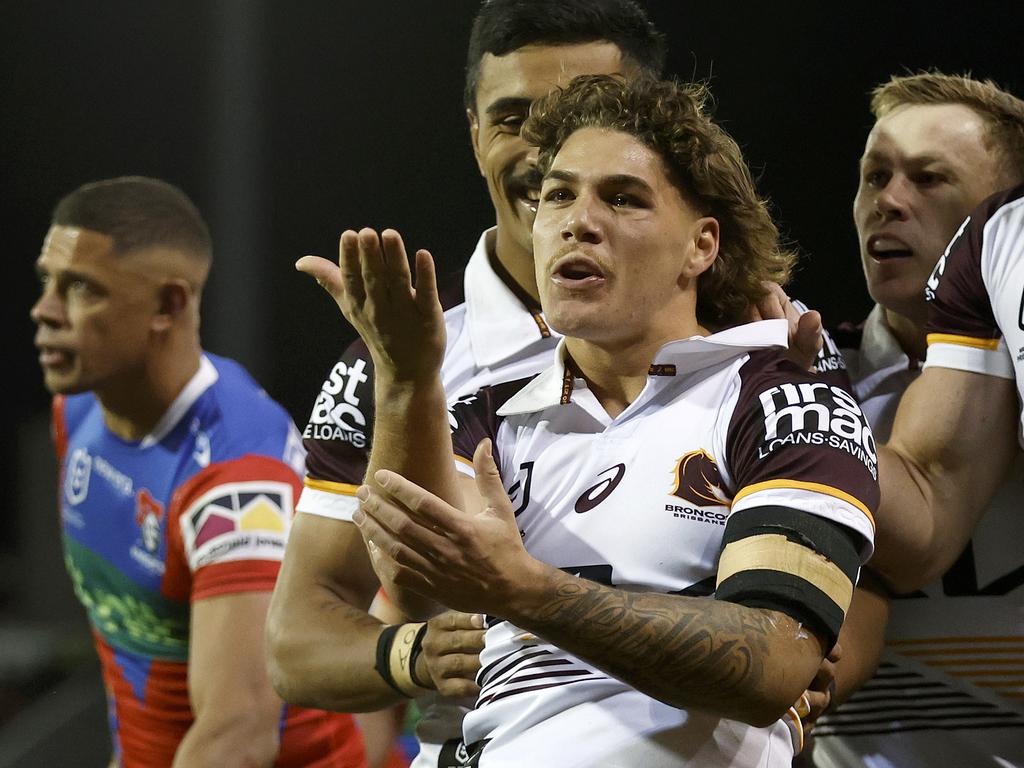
[{"left": 53, "top": 353, "right": 365, "bottom": 768}]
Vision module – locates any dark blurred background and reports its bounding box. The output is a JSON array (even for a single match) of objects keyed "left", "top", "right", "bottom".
[{"left": 3, "top": 1, "right": 1022, "bottom": 764}]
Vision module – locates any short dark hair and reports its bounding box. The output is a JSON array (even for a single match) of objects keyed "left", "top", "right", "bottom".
[
  {"left": 871, "top": 71, "right": 1024, "bottom": 186},
  {"left": 524, "top": 74, "right": 795, "bottom": 328},
  {"left": 464, "top": 0, "right": 667, "bottom": 109},
  {"left": 52, "top": 176, "right": 212, "bottom": 264}
]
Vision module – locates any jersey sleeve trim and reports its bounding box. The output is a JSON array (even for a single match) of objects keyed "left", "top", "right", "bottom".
[
  {"left": 303, "top": 477, "right": 360, "bottom": 495},
  {"left": 454, "top": 454, "right": 475, "bottom": 478},
  {"left": 296, "top": 486, "right": 359, "bottom": 521},
  {"left": 926, "top": 333, "right": 1000, "bottom": 350},
  {"left": 733, "top": 479, "right": 875, "bottom": 529},
  {"left": 924, "top": 340, "right": 1015, "bottom": 380},
  {"left": 192, "top": 559, "right": 280, "bottom": 601}
]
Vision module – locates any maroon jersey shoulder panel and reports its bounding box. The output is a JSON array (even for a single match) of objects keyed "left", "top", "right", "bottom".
[
  {"left": 725, "top": 350, "right": 880, "bottom": 517},
  {"left": 925, "top": 184, "right": 1024, "bottom": 341},
  {"left": 302, "top": 337, "right": 376, "bottom": 485},
  {"left": 448, "top": 376, "right": 535, "bottom": 467}
]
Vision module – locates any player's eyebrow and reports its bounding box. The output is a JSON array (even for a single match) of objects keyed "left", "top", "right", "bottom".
[
  {"left": 544, "top": 169, "right": 655, "bottom": 195},
  {"left": 484, "top": 97, "right": 533, "bottom": 118}
]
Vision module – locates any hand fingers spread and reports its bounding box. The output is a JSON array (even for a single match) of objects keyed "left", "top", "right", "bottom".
[
  {"left": 380, "top": 229, "right": 414, "bottom": 285},
  {"left": 354, "top": 498, "right": 439, "bottom": 576},
  {"left": 425, "top": 627, "right": 487, "bottom": 656},
  {"left": 357, "top": 228, "right": 387, "bottom": 300},
  {"left": 473, "top": 439, "right": 514, "bottom": 521},
  {"left": 359, "top": 483, "right": 461, "bottom": 566},
  {"left": 338, "top": 230, "right": 366, "bottom": 305},
  {"left": 295, "top": 255, "right": 345, "bottom": 301},
  {"left": 373, "top": 470, "right": 464, "bottom": 534},
  {"left": 441, "top": 611, "right": 485, "bottom": 631},
  {"left": 413, "top": 249, "right": 440, "bottom": 314}
]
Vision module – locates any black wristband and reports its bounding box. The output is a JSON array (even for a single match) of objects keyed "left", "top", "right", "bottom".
[
  {"left": 373, "top": 624, "right": 407, "bottom": 697},
  {"left": 408, "top": 621, "right": 431, "bottom": 689}
]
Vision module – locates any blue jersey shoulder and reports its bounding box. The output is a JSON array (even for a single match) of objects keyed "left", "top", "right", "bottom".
[{"left": 197, "top": 354, "right": 301, "bottom": 468}]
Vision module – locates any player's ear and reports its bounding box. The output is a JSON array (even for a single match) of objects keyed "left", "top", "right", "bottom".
[
  {"left": 681, "top": 217, "right": 720, "bottom": 279},
  {"left": 152, "top": 279, "right": 191, "bottom": 331},
  {"left": 467, "top": 108, "right": 484, "bottom": 177}
]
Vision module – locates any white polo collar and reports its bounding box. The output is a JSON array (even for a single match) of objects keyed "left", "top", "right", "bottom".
[
  {"left": 497, "top": 319, "right": 788, "bottom": 417},
  {"left": 859, "top": 304, "right": 917, "bottom": 372},
  {"left": 464, "top": 229, "right": 557, "bottom": 368},
  {"left": 139, "top": 354, "right": 219, "bottom": 447}
]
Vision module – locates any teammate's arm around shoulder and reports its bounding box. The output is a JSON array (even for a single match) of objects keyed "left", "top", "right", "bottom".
[
  {"left": 873, "top": 365, "right": 1018, "bottom": 591},
  {"left": 174, "top": 591, "right": 283, "bottom": 768}
]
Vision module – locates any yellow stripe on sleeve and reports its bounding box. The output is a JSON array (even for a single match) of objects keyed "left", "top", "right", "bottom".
[
  {"left": 303, "top": 477, "right": 360, "bottom": 496},
  {"left": 733, "top": 479, "right": 875, "bottom": 529},
  {"left": 926, "top": 333, "right": 1001, "bottom": 350}
]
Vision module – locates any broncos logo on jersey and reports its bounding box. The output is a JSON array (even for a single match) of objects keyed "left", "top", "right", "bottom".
[{"left": 670, "top": 449, "right": 730, "bottom": 507}]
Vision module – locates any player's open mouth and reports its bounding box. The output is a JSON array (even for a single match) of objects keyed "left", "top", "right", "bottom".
[
  {"left": 551, "top": 255, "right": 606, "bottom": 288},
  {"left": 37, "top": 345, "right": 74, "bottom": 367},
  {"left": 867, "top": 235, "right": 913, "bottom": 262}
]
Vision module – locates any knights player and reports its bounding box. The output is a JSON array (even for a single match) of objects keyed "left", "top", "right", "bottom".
[
  {"left": 31, "top": 177, "right": 366, "bottom": 768},
  {"left": 316, "top": 74, "right": 879, "bottom": 766},
  {"left": 805, "top": 74, "right": 1024, "bottom": 768},
  {"left": 265, "top": 1, "right": 669, "bottom": 764}
]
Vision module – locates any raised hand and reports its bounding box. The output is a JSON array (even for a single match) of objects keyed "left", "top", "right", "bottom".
[{"left": 296, "top": 228, "right": 445, "bottom": 381}]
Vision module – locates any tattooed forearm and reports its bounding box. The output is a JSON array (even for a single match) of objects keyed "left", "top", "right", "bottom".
[{"left": 507, "top": 570, "right": 822, "bottom": 724}]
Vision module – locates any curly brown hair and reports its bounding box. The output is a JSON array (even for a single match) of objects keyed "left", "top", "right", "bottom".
[
  {"left": 522, "top": 74, "right": 795, "bottom": 328},
  {"left": 871, "top": 71, "right": 1024, "bottom": 187}
]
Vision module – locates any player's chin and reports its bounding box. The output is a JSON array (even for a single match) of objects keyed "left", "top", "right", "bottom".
[{"left": 41, "top": 370, "right": 86, "bottom": 396}]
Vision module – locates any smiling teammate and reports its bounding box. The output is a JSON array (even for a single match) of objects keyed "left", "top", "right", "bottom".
[
  {"left": 313, "top": 74, "right": 879, "bottom": 767},
  {"left": 802, "top": 74, "right": 1024, "bottom": 768}
]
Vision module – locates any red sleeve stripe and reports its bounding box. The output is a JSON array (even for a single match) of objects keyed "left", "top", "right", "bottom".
[{"left": 191, "top": 559, "right": 280, "bottom": 602}]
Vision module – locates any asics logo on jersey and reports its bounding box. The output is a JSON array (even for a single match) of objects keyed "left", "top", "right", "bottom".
[
  {"left": 670, "top": 449, "right": 729, "bottom": 507},
  {"left": 305, "top": 359, "right": 369, "bottom": 447},
  {"left": 758, "top": 382, "right": 877, "bottom": 478},
  {"left": 574, "top": 464, "right": 626, "bottom": 514}
]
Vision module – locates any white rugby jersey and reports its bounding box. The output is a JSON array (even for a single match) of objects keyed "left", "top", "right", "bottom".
[
  {"left": 924, "top": 183, "right": 1024, "bottom": 446},
  {"left": 295, "top": 229, "right": 560, "bottom": 768},
  {"left": 813, "top": 303, "right": 1024, "bottom": 768},
  {"left": 447, "top": 321, "right": 878, "bottom": 768}
]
